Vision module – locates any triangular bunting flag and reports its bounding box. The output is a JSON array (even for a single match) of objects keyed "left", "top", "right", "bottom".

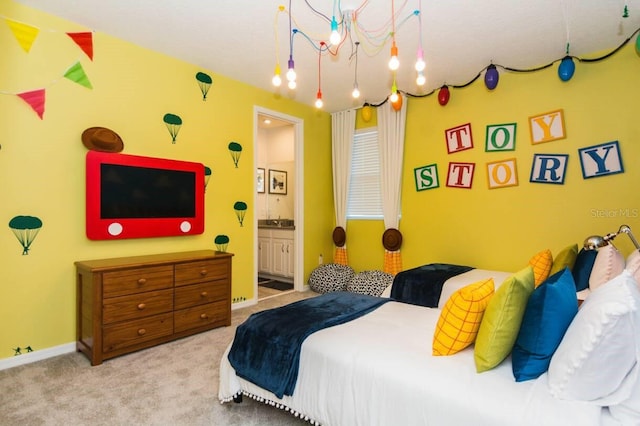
[
  {"left": 5, "top": 18, "right": 39, "bottom": 53},
  {"left": 66, "top": 32, "right": 94, "bottom": 60},
  {"left": 64, "top": 61, "right": 93, "bottom": 89},
  {"left": 17, "top": 89, "right": 46, "bottom": 119}
]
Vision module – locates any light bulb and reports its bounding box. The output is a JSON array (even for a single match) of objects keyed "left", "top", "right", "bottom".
[
  {"left": 272, "top": 64, "right": 282, "bottom": 87},
  {"left": 389, "top": 91, "right": 399, "bottom": 103},
  {"left": 352, "top": 84, "right": 360, "bottom": 99},
  {"left": 315, "top": 90, "right": 323, "bottom": 108},
  {"left": 286, "top": 58, "right": 296, "bottom": 82},
  {"left": 416, "top": 71, "right": 425, "bottom": 86},
  {"left": 330, "top": 17, "right": 340, "bottom": 45},
  {"left": 389, "top": 43, "right": 399, "bottom": 71},
  {"left": 287, "top": 80, "right": 296, "bottom": 90},
  {"left": 415, "top": 48, "right": 425, "bottom": 72}
]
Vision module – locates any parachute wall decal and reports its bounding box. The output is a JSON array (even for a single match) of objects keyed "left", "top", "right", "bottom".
[
  {"left": 195, "top": 72, "right": 213, "bottom": 100},
  {"left": 204, "top": 166, "right": 212, "bottom": 191},
  {"left": 233, "top": 201, "right": 247, "bottom": 227},
  {"left": 214, "top": 234, "right": 230, "bottom": 252},
  {"left": 9, "top": 215, "right": 43, "bottom": 255},
  {"left": 228, "top": 141, "right": 242, "bottom": 168},
  {"left": 163, "top": 113, "right": 182, "bottom": 143}
]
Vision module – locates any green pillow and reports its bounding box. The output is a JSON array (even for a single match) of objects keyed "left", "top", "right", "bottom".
[
  {"left": 549, "top": 243, "right": 578, "bottom": 275},
  {"left": 474, "top": 266, "right": 535, "bottom": 373}
]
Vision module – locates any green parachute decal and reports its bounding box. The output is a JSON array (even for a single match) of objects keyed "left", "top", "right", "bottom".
[
  {"left": 233, "top": 201, "right": 247, "bottom": 227},
  {"left": 9, "top": 215, "right": 43, "bottom": 255},
  {"left": 228, "top": 141, "right": 242, "bottom": 168},
  {"left": 204, "top": 166, "right": 212, "bottom": 191},
  {"left": 214, "top": 234, "right": 229, "bottom": 252},
  {"left": 196, "top": 72, "right": 213, "bottom": 100},
  {"left": 163, "top": 113, "right": 182, "bottom": 143}
]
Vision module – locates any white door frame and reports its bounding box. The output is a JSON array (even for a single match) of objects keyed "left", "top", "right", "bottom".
[{"left": 253, "top": 106, "right": 304, "bottom": 299}]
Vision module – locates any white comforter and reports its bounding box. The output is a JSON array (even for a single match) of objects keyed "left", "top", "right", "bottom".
[{"left": 219, "top": 271, "right": 606, "bottom": 426}]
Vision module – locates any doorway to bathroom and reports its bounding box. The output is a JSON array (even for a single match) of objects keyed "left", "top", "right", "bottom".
[{"left": 254, "top": 107, "right": 304, "bottom": 301}]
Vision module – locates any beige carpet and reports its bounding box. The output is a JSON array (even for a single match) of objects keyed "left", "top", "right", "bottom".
[{"left": 1, "top": 291, "right": 318, "bottom": 426}]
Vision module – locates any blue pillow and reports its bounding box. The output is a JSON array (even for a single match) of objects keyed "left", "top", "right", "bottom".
[
  {"left": 571, "top": 248, "right": 597, "bottom": 291},
  {"left": 512, "top": 267, "right": 578, "bottom": 382}
]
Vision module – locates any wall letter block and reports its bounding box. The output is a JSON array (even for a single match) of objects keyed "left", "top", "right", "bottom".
[
  {"left": 529, "top": 109, "right": 566, "bottom": 144},
  {"left": 578, "top": 141, "right": 624, "bottom": 179},
  {"left": 446, "top": 162, "right": 475, "bottom": 189},
  {"left": 414, "top": 164, "right": 439, "bottom": 191},
  {"left": 485, "top": 123, "right": 517, "bottom": 152},
  {"left": 530, "top": 154, "right": 569, "bottom": 184},
  {"left": 487, "top": 158, "right": 518, "bottom": 189},
  {"left": 445, "top": 123, "right": 473, "bottom": 154}
]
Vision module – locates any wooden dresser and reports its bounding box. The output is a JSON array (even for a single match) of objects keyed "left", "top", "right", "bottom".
[{"left": 75, "top": 250, "right": 233, "bottom": 365}]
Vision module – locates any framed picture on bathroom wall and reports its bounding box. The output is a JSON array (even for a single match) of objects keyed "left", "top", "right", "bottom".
[
  {"left": 257, "top": 168, "right": 265, "bottom": 193},
  {"left": 268, "top": 169, "right": 287, "bottom": 195}
]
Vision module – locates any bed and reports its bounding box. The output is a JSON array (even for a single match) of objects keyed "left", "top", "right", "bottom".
[{"left": 219, "top": 264, "right": 640, "bottom": 425}]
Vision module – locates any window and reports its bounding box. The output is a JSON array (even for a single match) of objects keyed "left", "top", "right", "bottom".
[{"left": 347, "top": 129, "right": 383, "bottom": 219}]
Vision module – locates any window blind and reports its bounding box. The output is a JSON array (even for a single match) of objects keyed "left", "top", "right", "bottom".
[{"left": 347, "top": 129, "right": 383, "bottom": 219}]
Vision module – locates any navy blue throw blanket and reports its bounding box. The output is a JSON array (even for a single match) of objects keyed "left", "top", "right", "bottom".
[
  {"left": 391, "top": 263, "right": 474, "bottom": 307},
  {"left": 228, "top": 291, "right": 390, "bottom": 398}
]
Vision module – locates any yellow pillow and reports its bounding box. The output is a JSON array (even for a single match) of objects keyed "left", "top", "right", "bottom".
[
  {"left": 549, "top": 244, "right": 578, "bottom": 275},
  {"left": 432, "top": 278, "right": 495, "bottom": 356},
  {"left": 528, "top": 249, "right": 553, "bottom": 288}
]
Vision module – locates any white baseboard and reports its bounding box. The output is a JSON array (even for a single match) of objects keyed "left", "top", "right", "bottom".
[
  {"left": 0, "top": 342, "right": 76, "bottom": 371},
  {"left": 231, "top": 297, "right": 257, "bottom": 310}
]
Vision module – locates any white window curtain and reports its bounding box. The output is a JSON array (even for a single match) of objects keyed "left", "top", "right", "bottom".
[
  {"left": 377, "top": 98, "right": 407, "bottom": 230},
  {"left": 331, "top": 109, "right": 356, "bottom": 263}
]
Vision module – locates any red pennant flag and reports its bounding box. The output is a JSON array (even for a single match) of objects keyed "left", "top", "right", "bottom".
[
  {"left": 18, "top": 89, "right": 46, "bottom": 119},
  {"left": 66, "top": 32, "right": 93, "bottom": 60}
]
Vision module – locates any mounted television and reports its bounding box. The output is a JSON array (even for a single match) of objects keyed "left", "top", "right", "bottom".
[{"left": 86, "top": 150, "right": 205, "bottom": 240}]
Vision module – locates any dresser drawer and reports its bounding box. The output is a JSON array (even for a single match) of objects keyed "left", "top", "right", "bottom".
[
  {"left": 174, "top": 281, "right": 228, "bottom": 310},
  {"left": 103, "top": 265, "right": 174, "bottom": 298},
  {"left": 175, "top": 259, "right": 228, "bottom": 286},
  {"left": 103, "top": 289, "right": 173, "bottom": 324},
  {"left": 103, "top": 312, "right": 173, "bottom": 353},
  {"left": 174, "top": 301, "right": 228, "bottom": 333}
]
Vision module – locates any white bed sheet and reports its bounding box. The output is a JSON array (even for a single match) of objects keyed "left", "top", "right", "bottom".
[{"left": 219, "top": 298, "right": 605, "bottom": 425}]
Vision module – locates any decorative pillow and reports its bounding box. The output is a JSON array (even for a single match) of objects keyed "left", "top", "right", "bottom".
[
  {"left": 432, "top": 278, "right": 494, "bottom": 356},
  {"left": 571, "top": 248, "right": 597, "bottom": 292},
  {"left": 627, "top": 250, "right": 640, "bottom": 287},
  {"left": 347, "top": 270, "right": 394, "bottom": 297},
  {"left": 511, "top": 268, "right": 578, "bottom": 382},
  {"left": 549, "top": 243, "right": 578, "bottom": 276},
  {"left": 474, "top": 267, "right": 535, "bottom": 373},
  {"left": 528, "top": 249, "right": 553, "bottom": 288},
  {"left": 589, "top": 245, "right": 625, "bottom": 290},
  {"left": 548, "top": 270, "right": 640, "bottom": 405},
  {"left": 307, "top": 263, "right": 355, "bottom": 294}
]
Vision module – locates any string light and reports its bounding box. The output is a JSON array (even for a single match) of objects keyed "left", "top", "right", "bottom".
[
  {"left": 388, "top": 0, "right": 399, "bottom": 71},
  {"left": 286, "top": 0, "right": 296, "bottom": 89},
  {"left": 272, "top": 5, "right": 285, "bottom": 87},
  {"left": 352, "top": 41, "right": 361, "bottom": 99},
  {"left": 316, "top": 41, "right": 325, "bottom": 108}
]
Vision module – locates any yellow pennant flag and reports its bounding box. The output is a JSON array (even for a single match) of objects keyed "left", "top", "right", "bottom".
[{"left": 5, "top": 18, "right": 40, "bottom": 53}]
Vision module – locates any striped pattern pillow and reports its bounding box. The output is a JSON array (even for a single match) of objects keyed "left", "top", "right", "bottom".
[
  {"left": 432, "top": 278, "right": 495, "bottom": 356},
  {"left": 529, "top": 249, "right": 553, "bottom": 288}
]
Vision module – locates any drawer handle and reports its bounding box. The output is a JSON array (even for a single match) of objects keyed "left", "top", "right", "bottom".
[
  {"left": 200, "top": 291, "right": 208, "bottom": 297},
  {"left": 137, "top": 303, "right": 146, "bottom": 310},
  {"left": 200, "top": 313, "right": 209, "bottom": 320},
  {"left": 200, "top": 269, "right": 208, "bottom": 276},
  {"left": 138, "top": 328, "right": 146, "bottom": 335},
  {"left": 137, "top": 278, "right": 147, "bottom": 285}
]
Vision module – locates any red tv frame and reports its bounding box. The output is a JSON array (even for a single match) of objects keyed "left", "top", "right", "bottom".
[{"left": 86, "top": 150, "right": 205, "bottom": 240}]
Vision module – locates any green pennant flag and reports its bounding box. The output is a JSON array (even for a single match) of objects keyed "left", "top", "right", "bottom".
[{"left": 63, "top": 61, "right": 93, "bottom": 89}]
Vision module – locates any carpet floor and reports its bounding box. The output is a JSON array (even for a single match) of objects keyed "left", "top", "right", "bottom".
[{"left": 1, "top": 290, "right": 318, "bottom": 426}]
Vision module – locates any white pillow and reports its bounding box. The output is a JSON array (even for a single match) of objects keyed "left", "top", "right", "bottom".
[
  {"left": 588, "top": 245, "right": 625, "bottom": 290},
  {"left": 626, "top": 250, "right": 640, "bottom": 287},
  {"left": 548, "top": 270, "right": 640, "bottom": 405}
]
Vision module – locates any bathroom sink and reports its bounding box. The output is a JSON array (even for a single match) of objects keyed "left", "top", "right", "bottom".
[{"left": 258, "top": 219, "right": 295, "bottom": 228}]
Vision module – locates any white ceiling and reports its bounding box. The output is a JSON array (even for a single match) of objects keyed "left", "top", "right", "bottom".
[{"left": 15, "top": 0, "right": 640, "bottom": 113}]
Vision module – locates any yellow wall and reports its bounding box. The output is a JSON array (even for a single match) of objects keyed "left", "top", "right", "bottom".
[
  {"left": 0, "top": 2, "right": 333, "bottom": 360},
  {"left": 348, "top": 43, "right": 640, "bottom": 273}
]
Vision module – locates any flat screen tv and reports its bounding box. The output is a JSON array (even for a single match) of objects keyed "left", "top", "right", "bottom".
[{"left": 86, "top": 150, "right": 205, "bottom": 240}]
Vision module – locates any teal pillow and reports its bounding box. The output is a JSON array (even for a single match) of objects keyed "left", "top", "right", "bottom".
[
  {"left": 571, "top": 248, "right": 597, "bottom": 291},
  {"left": 512, "top": 268, "right": 578, "bottom": 382}
]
